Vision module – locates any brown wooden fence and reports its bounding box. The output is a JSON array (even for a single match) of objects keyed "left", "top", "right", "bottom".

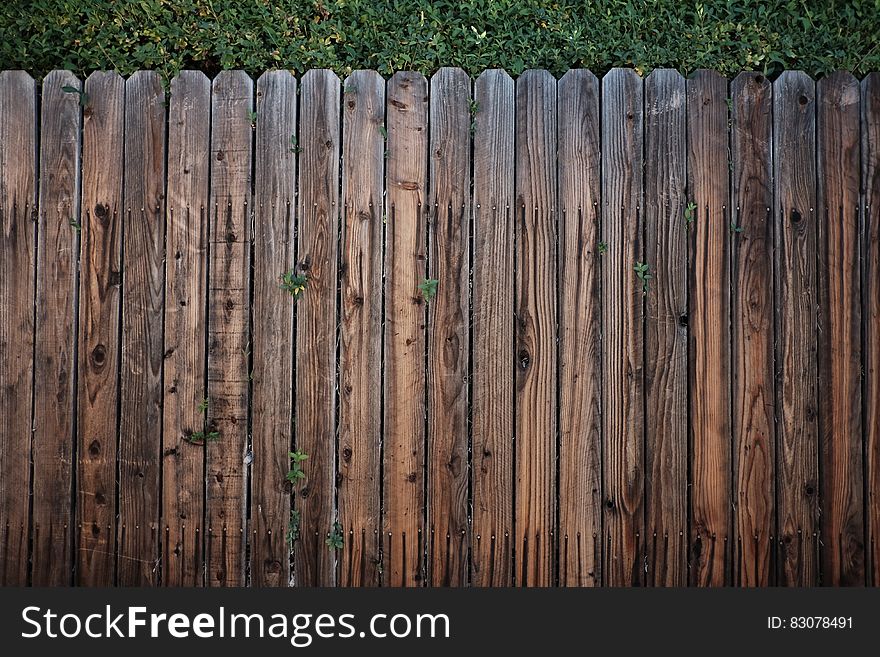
[{"left": 0, "top": 67, "right": 879, "bottom": 587}]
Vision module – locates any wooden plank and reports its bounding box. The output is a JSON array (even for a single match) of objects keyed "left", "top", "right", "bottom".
[
  {"left": 514, "top": 69, "right": 556, "bottom": 587},
  {"left": 773, "top": 71, "right": 819, "bottom": 586},
  {"left": 77, "top": 71, "right": 125, "bottom": 587},
  {"left": 601, "top": 67, "right": 644, "bottom": 587},
  {"left": 471, "top": 69, "right": 515, "bottom": 587},
  {"left": 816, "top": 71, "right": 864, "bottom": 586},
  {"left": 206, "top": 70, "right": 252, "bottom": 587},
  {"left": 0, "top": 70, "right": 36, "bottom": 586},
  {"left": 251, "top": 70, "right": 296, "bottom": 587},
  {"left": 117, "top": 71, "right": 166, "bottom": 586},
  {"left": 687, "top": 69, "right": 731, "bottom": 587},
  {"left": 865, "top": 73, "right": 880, "bottom": 587},
  {"left": 32, "top": 71, "right": 81, "bottom": 586},
  {"left": 162, "top": 71, "right": 210, "bottom": 587},
  {"left": 427, "top": 67, "right": 471, "bottom": 587},
  {"left": 643, "top": 68, "right": 687, "bottom": 587},
  {"left": 294, "top": 69, "right": 340, "bottom": 587},
  {"left": 339, "top": 70, "right": 385, "bottom": 587},
  {"left": 730, "top": 72, "right": 774, "bottom": 586},
  {"left": 557, "top": 68, "right": 602, "bottom": 587},
  {"left": 383, "top": 71, "right": 428, "bottom": 587}
]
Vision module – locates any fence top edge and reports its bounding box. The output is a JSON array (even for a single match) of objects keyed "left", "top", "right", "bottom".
[{"left": 10, "top": 68, "right": 880, "bottom": 86}]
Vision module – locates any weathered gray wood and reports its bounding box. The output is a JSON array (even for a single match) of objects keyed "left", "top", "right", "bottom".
[
  {"left": 557, "top": 68, "right": 602, "bottom": 587},
  {"left": 773, "top": 71, "right": 819, "bottom": 587},
  {"left": 383, "top": 71, "right": 428, "bottom": 587},
  {"left": 32, "top": 70, "right": 81, "bottom": 587},
  {"left": 0, "top": 70, "right": 36, "bottom": 586},
  {"left": 601, "top": 67, "right": 644, "bottom": 586},
  {"left": 118, "top": 70, "right": 166, "bottom": 586},
  {"left": 817, "top": 71, "right": 864, "bottom": 586},
  {"left": 206, "top": 70, "right": 252, "bottom": 587},
  {"left": 339, "top": 70, "right": 385, "bottom": 587},
  {"left": 514, "top": 69, "right": 556, "bottom": 587},
  {"left": 643, "top": 68, "right": 687, "bottom": 587},
  {"left": 77, "top": 71, "right": 125, "bottom": 587},
  {"left": 427, "top": 67, "right": 471, "bottom": 587},
  {"left": 864, "top": 72, "right": 880, "bottom": 587},
  {"left": 687, "top": 69, "right": 731, "bottom": 587},
  {"left": 162, "top": 71, "right": 210, "bottom": 587},
  {"left": 730, "top": 71, "right": 774, "bottom": 586},
  {"left": 294, "top": 69, "right": 340, "bottom": 587},
  {"left": 251, "top": 70, "right": 296, "bottom": 587},
  {"left": 471, "top": 69, "right": 515, "bottom": 587}
]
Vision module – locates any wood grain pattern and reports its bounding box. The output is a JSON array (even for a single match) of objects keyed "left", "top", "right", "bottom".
[
  {"left": 864, "top": 73, "right": 880, "bottom": 587},
  {"left": 557, "top": 69, "right": 602, "bottom": 587},
  {"left": 643, "top": 69, "right": 687, "bottom": 587},
  {"left": 383, "top": 71, "right": 428, "bottom": 587},
  {"left": 0, "top": 71, "right": 36, "bottom": 586},
  {"left": 427, "top": 67, "right": 471, "bottom": 586},
  {"left": 295, "top": 69, "right": 340, "bottom": 587},
  {"left": 118, "top": 71, "right": 166, "bottom": 586},
  {"left": 251, "top": 70, "right": 296, "bottom": 587},
  {"left": 730, "top": 72, "right": 774, "bottom": 586},
  {"left": 162, "top": 71, "right": 210, "bottom": 587},
  {"left": 77, "top": 71, "right": 124, "bottom": 587},
  {"left": 687, "top": 70, "right": 732, "bottom": 587},
  {"left": 514, "top": 69, "right": 556, "bottom": 587},
  {"left": 773, "top": 71, "right": 819, "bottom": 586},
  {"left": 601, "top": 68, "right": 644, "bottom": 587},
  {"left": 817, "top": 71, "right": 864, "bottom": 586},
  {"left": 339, "top": 70, "right": 385, "bottom": 587},
  {"left": 32, "top": 71, "right": 81, "bottom": 587},
  {"left": 206, "top": 70, "right": 252, "bottom": 587},
  {"left": 471, "top": 69, "right": 515, "bottom": 587}
]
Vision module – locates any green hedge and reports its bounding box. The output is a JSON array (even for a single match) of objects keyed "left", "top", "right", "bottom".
[{"left": 2, "top": 0, "right": 879, "bottom": 80}]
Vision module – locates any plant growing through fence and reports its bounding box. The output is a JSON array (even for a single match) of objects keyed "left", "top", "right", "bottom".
[
  {"left": 248, "top": 109, "right": 258, "bottom": 127},
  {"left": 326, "top": 521, "right": 344, "bottom": 551},
  {"left": 287, "top": 450, "right": 309, "bottom": 484},
  {"left": 280, "top": 270, "right": 308, "bottom": 301},
  {"left": 61, "top": 85, "right": 89, "bottom": 107},
  {"left": 286, "top": 509, "right": 301, "bottom": 547},
  {"left": 597, "top": 241, "right": 607, "bottom": 254},
  {"left": 186, "top": 429, "right": 219, "bottom": 445},
  {"left": 469, "top": 98, "right": 479, "bottom": 133},
  {"left": 69, "top": 218, "right": 81, "bottom": 233},
  {"left": 289, "top": 134, "right": 302, "bottom": 153},
  {"left": 418, "top": 278, "right": 439, "bottom": 302},
  {"left": 730, "top": 220, "right": 744, "bottom": 234},
  {"left": 634, "top": 262, "right": 651, "bottom": 294},
  {"left": 684, "top": 201, "right": 697, "bottom": 230}
]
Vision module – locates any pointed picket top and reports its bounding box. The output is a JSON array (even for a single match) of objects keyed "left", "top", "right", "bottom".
[
  {"left": 818, "top": 70, "right": 860, "bottom": 110},
  {"left": 171, "top": 69, "right": 210, "bottom": 95},
  {"left": 211, "top": 69, "right": 254, "bottom": 111},
  {"left": 302, "top": 67, "right": 341, "bottom": 87},
  {"left": 255, "top": 68, "right": 295, "bottom": 89},
  {"left": 430, "top": 66, "right": 469, "bottom": 90},
  {"left": 559, "top": 67, "right": 599, "bottom": 89}
]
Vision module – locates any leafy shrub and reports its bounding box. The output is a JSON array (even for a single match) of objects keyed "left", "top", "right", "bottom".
[{"left": 1, "top": 1, "right": 878, "bottom": 80}]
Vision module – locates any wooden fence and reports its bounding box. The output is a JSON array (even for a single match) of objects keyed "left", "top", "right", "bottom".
[{"left": 0, "top": 67, "right": 879, "bottom": 587}]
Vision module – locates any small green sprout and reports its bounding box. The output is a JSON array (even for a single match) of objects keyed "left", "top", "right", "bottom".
[
  {"left": 378, "top": 124, "right": 387, "bottom": 140},
  {"left": 286, "top": 450, "right": 309, "bottom": 484},
  {"left": 684, "top": 201, "right": 697, "bottom": 230},
  {"left": 290, "top": 134, "right": 301, "bottom": 153},
  {"left": 69, "top": 218, "right": 81, "bottom": 233},
  {"left": 280, "top": 270, "right": 308, "bottom": 301},
  {"left": 418, "top": 278, "right": 439, "bottom": 302},
  {"left": 597, "top": 241, "right": 608, "bottom": 254},
  {"left": 197, "top": 398, "right": 209, "bottom": 413},
  {"left": 61, "top": 85, "right": 89, "bottom": 107},
  {"left": 634, "top": 262, "right": 652, "bottom": 294},
  {"left": 286, "top": 509, "right": 301, "bottom": 547},
  {"left": 730, "top": 221, "right": 744, "bottom": 234},
  {"left": 326, "top": 521, "right": 344, "bottom": 551},
  {"left": 186, "top": 429, "right": 219, "bottom": 445}
]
